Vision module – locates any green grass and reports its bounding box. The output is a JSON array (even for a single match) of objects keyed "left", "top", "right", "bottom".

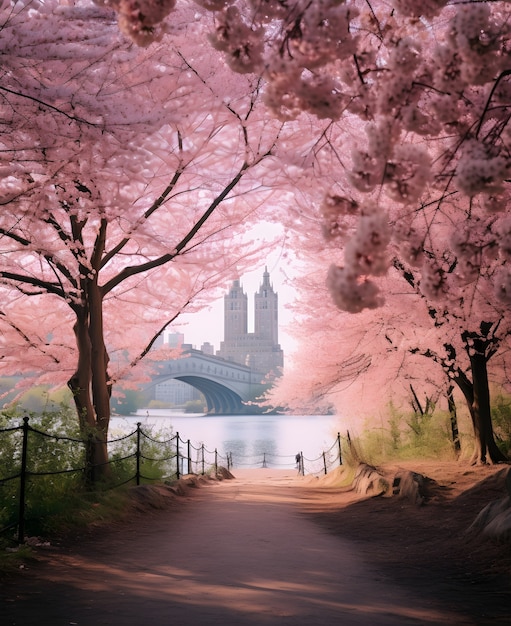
[
  {"left": 0, "top": 486, "right": 136, "bottom": 575},
  {"left": 341, "top": 404, "right": 476, "bottom": 467}
]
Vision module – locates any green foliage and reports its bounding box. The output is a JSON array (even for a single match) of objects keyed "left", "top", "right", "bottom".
[
  {"left": 406, "top": 405, "right": 434, "bottom": 439},
  {"left": 107, "top": 424, "right": 175, "bottom": 485},
  {"left": 0, "top": 407, "right": 180, "bottom": 559},
  {"left": 491, "top": 393, "right": 511, "bottom": 456},
  {"left": 387, "top": 402, "right": 402, "bottom": 451},
  {"left": 0, "top": 487, "right": 136, "bottom": 574},
  {"left": 350, "top": 403, "right": 461, "bottom": 466},
  {"left": 111, "top": 389, "right": 149, "bottom": 415},
  {"left": 138, "top": 424, "right": 177, "bottom": 481},
  {"left": 184, "top": 399, "right": 206, "bottom": 413},
  {"left": 0, "top": 543, "right": 35, "bottom": 576},
  {"left": 15, "top": 384, "right": 74, "bottom": 414},
  {"left": 147, "top": 399, "right": 173, "bottom": 409},
  {"left": 0, "top": 407, "right": 87, "bottom": 541}
]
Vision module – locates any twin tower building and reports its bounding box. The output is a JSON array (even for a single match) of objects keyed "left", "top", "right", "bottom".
[{"left": 216, "top": 267, "right": 284, "bottom": 377}]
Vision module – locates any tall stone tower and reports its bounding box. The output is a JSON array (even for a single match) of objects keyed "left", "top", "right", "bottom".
[
  {"left": 254, "top": 267, "right": 279, "bottom": 344},
  {"left": 224, "top": 278, "right": 248, "bottom": 339},
  {"left": 217, "top": 268, "right": 284, "bottom": 377}
]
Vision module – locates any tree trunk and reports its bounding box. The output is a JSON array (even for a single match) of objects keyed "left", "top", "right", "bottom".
[
  {"left": 447, "top": 385, "right": 461, "bottom": 457},
  {"left": 468, "top": 350, "right": 507, "bottom": 465},
  {"left": 452, "top": 354, "right": 506, "bottom": 465},
  {"left": 67, "top": 305, "right": 110, "bottom": 484},
  {"left": 88, "top": 277, "right": 112, "bottom": 448},
  {"left": 66, "top": 219, "right": 112, "bottom": 484}
]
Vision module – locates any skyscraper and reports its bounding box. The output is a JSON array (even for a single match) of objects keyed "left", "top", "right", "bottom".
[{"left": 217, "top": 268, "right": 284, "bottom": 376}]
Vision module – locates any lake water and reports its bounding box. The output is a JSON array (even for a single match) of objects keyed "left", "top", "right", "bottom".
[{"left": 110, "top": 410, "right": 341, "bottom": 472}]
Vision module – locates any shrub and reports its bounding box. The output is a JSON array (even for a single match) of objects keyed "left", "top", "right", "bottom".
[
  {"left": 491, "top": 393, "right": 511, "bottom": 456},
  {"left": 348, "top": 404, "right": 462, "bottom": 466},
  {"left": 0, "top": 407, "right": 178, "bottom": 548}
]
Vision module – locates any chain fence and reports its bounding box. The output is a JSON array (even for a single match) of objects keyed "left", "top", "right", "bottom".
[
  {"left": 229, "top": 435, "right": 343, "bottom": 476},
  {"left": 0, "top": 416, "right": 344, "bottom": 544}
]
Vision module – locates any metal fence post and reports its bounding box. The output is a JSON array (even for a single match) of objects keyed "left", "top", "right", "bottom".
[
  {"left": 187, "top": 439, "right": 191, "bottom": 475},
  {"left": 337, "top": 432, "right": 343, "bottom": 466},
  {"left": 300, "top": 451, "right": 304, "bottom": 476},
  {"left": 201, "top": 444, "right": 205, "bottom": 475},
  {"left": 136, "top": 422, "right": 141, "bottom": 486},
  {"left": 214, "top": 448, "right": 218, "bottom": 475},
  {"left": 322, "top": 451, "right": 327, "bottom": 475},
  {"left": 176, "top": 433, "right": 180, "bottom": 480},
  {"left": 18, "top": 416, "right": 29, "bottom": 544}
]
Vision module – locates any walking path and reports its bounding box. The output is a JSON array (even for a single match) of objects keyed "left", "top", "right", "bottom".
[{"left": 2, "top": 469, "right": 482, "bottom": 625}]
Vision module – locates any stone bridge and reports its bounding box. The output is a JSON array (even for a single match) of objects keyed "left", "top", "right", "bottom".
[{"left": 147, "top": 349, "right": 268, "bottom": 414}]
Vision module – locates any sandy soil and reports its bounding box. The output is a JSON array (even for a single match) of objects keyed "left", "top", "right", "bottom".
[
  {"left": 1, "top": 461, "right": 510, "bottom": 625},
  {"left": 297, "top": 461, "right": 511, "bottom": 621}
]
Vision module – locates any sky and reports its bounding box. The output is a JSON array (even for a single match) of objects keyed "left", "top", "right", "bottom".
[{"left": 170, "top": 258, "right": 298, "bottom": 358}]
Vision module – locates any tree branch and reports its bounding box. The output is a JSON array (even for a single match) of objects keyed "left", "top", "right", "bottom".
[
  {"left": 101, "top": 158, "right": 185, "bottom": 268},
  {"left": 101, "top": 162, "right": 250, "bottom": 296},
  {"left": 0, "top": 310, "right": 61, "bottom": 364},
  {"left": 0, "top": 85, "right": 97, "bottom": 127},
  {"left": 476, "top": 69, "right": 511, "bottom": 138},
  {"left": 0, "top": 271, "right": 67, "bottom": 299}
]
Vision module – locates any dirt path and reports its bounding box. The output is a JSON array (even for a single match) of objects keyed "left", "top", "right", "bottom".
[{"left": 0, "top": 468, "right": 507, "bottom": 625}]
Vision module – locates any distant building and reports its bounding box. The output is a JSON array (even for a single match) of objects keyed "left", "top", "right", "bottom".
[
  {"left": 151, "top": 332, "right": 184, "bottom": 351},
  {"left": 167, "top": 332, "right": 184, "bottom": 348},
  {"left": 217, "top": 267, "right": 284, "bottom": 377},
  {"left": 154, "top": 379, "right": 204, "bottom": 406}
]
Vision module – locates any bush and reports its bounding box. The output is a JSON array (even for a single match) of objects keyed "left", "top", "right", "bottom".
[
  {"left": 0, "top": 407, "right": 179, "bottom": 550},
  {"left": 491, "top": 393, "right": 511, "bottom": 456},
  {"left": 184, "top": 399, "right": 206, "bottom": 413},
  {"left": 0, "top": 406, "right": 89, "bottom": 541},
  {"left": 348, "top": 404, "right": 462, "bottom": 466}
]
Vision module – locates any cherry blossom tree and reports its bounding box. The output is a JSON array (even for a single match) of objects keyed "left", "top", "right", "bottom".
[
  {"left": 0, "top": 0, "right": 303, "bottom": 479},
  {"left": 268, "top": 198, "right": 511, "bottom": 463},
  {"left": 87, "top": 1, "right": 511, "bottom": 462},
  {"left": 210, "top": 0, "right": 511, "bottom": 464},
  {"left": 268, "top": 231, "right": 510, "bottom": 463}
]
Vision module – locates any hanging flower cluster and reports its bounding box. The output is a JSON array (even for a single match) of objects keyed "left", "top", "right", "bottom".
[
  {"left": 326, "top": 264, "right": 384, "bottom": 313},
  {"left": 457, "top": 140, "right": 509, "bottom": 197},
  {"left": 326, "top": 205, "right": 390, "bottom": 312},
  {"left": 96, "top": 0, "right": 177, "bottom": 45},
  {"left": 208, "top": 6, "right": 264, "bottom": 73}
]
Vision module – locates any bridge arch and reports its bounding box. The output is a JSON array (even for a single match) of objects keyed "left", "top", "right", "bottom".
[{"left": 146, "top": 350, "right": 267, "bottom": 414}]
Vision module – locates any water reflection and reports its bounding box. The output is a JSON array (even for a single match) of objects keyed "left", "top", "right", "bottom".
[{"left": 111, "top": 411, "right": 339, "bottom": 470}]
